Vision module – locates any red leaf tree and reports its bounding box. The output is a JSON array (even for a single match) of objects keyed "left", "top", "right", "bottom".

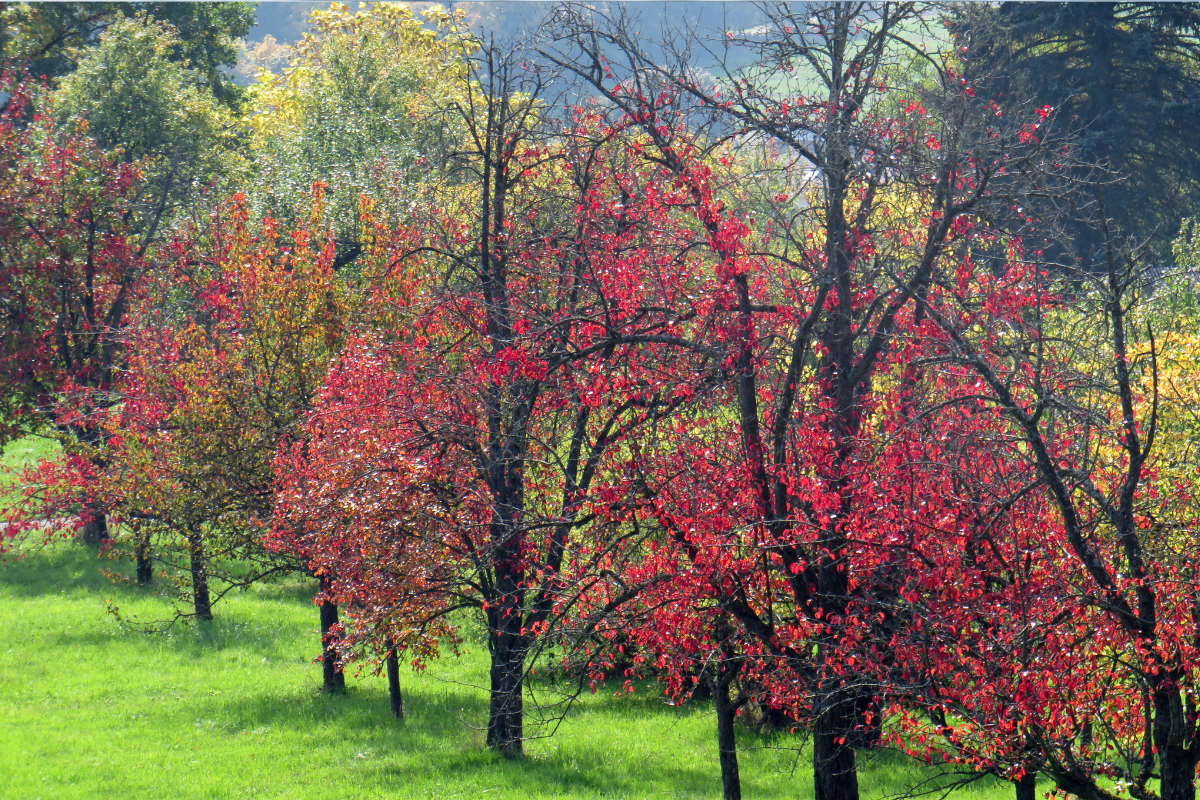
[
  {"left": 274, "top": 48, "right": 727, "bottom": 756},
  {"left": 0, "top": 77, "right": 150, "bottom": 545},
  {"left": 912, "top": 230, "right": 1200, "bottom": 799},
  {"left": 547, "top": 6, "right": 1084, "bottom": 798}
]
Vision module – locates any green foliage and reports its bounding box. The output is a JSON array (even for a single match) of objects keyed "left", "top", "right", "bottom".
[
  {"left": 49, "top": 14, "right": 245, "bottom": 241},
  {"left": 142, "top": 1, "right": 257, "bottom": 109},
  {"left": 0, "top": 542, "right": 1024, "bottom": 800},
  {"left": 245, "top": 3, "right": 474, "bottom": 241},
  {"left": 0, "top": 2, "right": 255, "bottom": 110},
  {"left": 1161, "top": 219, "right": 1200, "bottom": 328},
  {"left": 953, "top": 2, "right": 1200, "bottom": 261}
]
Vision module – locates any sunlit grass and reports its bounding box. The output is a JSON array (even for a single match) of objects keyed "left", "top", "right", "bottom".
[
  {"left": 0, "top": 434, "right": 59, "bottom": 497},
  {"left": 0, "top": 538, "right": 1047, "bottom": 800}
]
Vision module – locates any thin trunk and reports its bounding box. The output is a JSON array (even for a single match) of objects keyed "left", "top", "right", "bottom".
[
  {"left": 188, "top": 531, "right": 212, "bottom": 621},
  {"left": 386, "top": 643, "right": 404, "bottom": 719},
  {"left": 711, "top": 664, "right": 742, "bottom": 800},
  {"left": 80, "top": 507, "right": 108, "bottom": 545},
  {"left": 135, "top": 528, "right": 152, "bottom": 585},
  {"left": 1015, "top": 771, "right": 1036, "bottom": 800},
  {"left": 319, "top": 577, "right": 345, "bottom": 694}
]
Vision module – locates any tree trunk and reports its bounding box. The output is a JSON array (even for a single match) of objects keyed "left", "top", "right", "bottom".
[
  {"left": 711, "top": 664, "right": 742, "bottom": 800},
  {"left": 811, "top": 522, "right": 859, "bottom": 800},
  {"left": 1159, "top": 752, "right": 1196, "bottom": 800},
  {"left": 486, "top": 513, "right": 527, "bottom": 758},
  {"left": 813, "top": 686, "right": 860, "bottom": 800},
  {"left": 80, "top": 507, "right": 108, "bottom": 545},
  {"left": 1015, "top": 771, "right": 1037, "bottom": 800},
  {"left": 1154, "top": 685, "right": 1197, "bottom": 800},
  {"left": 386, "top": 644, "right": 403, "bottom": 719},
  {"left": 187, "top": 531, "right": 212, "bottom": 621},
  {"left": 487, "top": 625, "right": 524, "bottom": 757},
  {"left": 135, "top": 528, "right": 152, "bottom": 585},
  {"left": 846, "top": 693, "right": 882, "bottom": 751},
  {"left": 318, "top": 578, "right": 345, "bottom": 694}
]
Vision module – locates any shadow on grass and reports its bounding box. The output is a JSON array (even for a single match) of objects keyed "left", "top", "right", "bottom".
[
  {"left": 0, "top": 541, "right": 115, "bottom": 596},
  {"left": 8, "top": 542, "right": 954, "bottom": 799},
  {"left": 3, "top": 542, "right": 322, "bottom": 653},
  {"left": 189, "top": 683, "right": 488, "bottom": 736},
  {"left": 40, "top": 615, "right": 326, "bottom": 666},
  {"left": 187, "top": 682, "right": 720, "bottom": 798},
  {"left": 1, "top": 541, "right": 315, "bottom": 602}
]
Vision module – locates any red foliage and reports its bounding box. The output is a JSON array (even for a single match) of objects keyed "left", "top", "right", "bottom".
[
  {"left": 0, "top": 77, "right": 149, "bottom": 547},
  {"left": 273, "top": 108, "right": 726, "bottom": 753}
]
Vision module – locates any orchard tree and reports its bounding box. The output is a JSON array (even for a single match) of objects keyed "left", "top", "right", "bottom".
[
  {"left": 0, "top": 80, "right": 150, "bottom": 544},
  {"left": 1, "top": 16, "right": 245, "bottom": 547},
  {"left": 275, "top": 43, "right": 735, "bottom": 754},
  {"left": 869, "top": 341, "right": 1111, "bottom": 800},
  {"left": 888, "top": 241, "right": 1200, "bottom": 800},
  {"left": 90, "top": 188, "right": 350, "bottom": 633},
  {"left": 546, "top": 3, "right": 1083, "bottom": 798},
  {"left": 914, "top": 214, "right": 1200, "bottom": 799}
]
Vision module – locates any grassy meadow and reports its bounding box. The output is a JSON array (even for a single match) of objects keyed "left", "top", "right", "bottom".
[
  {"left": 0, "top": 435, "right": 58, "bottom": 492},
  {"left": 0, "top": 439, "right": 1031, "bottom": 800}
]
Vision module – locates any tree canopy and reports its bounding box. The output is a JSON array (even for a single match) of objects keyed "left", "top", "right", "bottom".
[{"left": 7, "top": 4, "right": 1200, "bottom": 800}]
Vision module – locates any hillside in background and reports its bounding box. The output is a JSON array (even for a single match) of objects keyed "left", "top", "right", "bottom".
[{"left": 236, "top": 2, "right": 768, "bottom": 83}]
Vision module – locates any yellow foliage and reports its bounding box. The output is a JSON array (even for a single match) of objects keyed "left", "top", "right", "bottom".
[{"left": 247, "top": 3, "right": 474, "bottom": 141}]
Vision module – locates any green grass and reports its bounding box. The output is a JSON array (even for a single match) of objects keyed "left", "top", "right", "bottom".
[
  {"left": 0, "top": 435, "right": 59, "bottom": 496},
  {"left": 0, "top": 543, "right": 1043, "bottom": 800}
]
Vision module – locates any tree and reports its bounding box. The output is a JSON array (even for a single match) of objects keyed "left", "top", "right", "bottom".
[
  {"left": 545, "top": 4, "right": 1079, "bottom": 798},
  {"left": 274, "top": 43, "right": 734, "bottom": 754},
  {"left": 245, "top": 2, "right": 473, "bottom": 244},
  {"left": 51, "top": 14, "right": 245, "bottom": 247},
  {"left": 0, "top": 80, "right": 150, "bottom": 544},
  {"left": 0, "top": 14, "right": 243, "bottom": 544},
  {"left": 950, "top": 2, "right": 1200, "bottom": 263},
  {"left": 87, "top": 187, "right": 350, "bottom": 632},
  {"left": 870, "top": 347, "right": 1112, "bottom": 800},
  {"left": 0, "top": 2, "right": 255, "bottom": 110},
  {"left": 915, "top": 214, "right": 1200, "bottom": 798}
]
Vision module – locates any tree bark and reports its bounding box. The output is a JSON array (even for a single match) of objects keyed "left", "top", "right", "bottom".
[
  {"left": 486, "top": 619, "right": 524, "bottom": 758},
  {"left": 1015, "top": 771, "right": 1036, "bottom": 800},
  {"left": 1154, "top": 684, "right": 1197, "bottom": 800},
  {"left": 187, "top": 530, "right": 212, "bottom": 621},
  {"left": 711, "top": 664, "right": 742, "bottom": 800},
  {"left": 135, "top": 527, "right": 152, "bottom": 585},
  {"left": 80, "top": 507, "right": 108, "bottom": 545},
  {"left": 813, "top": 686, "right": 860, "bottom": 800},
  {"left": 386, "top": 644, "right": 403, "bottom": 719},
  {"left": 318, "top": 578, "right": 345, "bottom": 694}
]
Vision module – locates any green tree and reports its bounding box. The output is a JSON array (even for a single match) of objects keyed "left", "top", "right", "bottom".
[
  {"left": 245, "top": 2, "right": 473, "bottom": 244},
  {"left": 953, "top": 2, "right": 1200, "bottom": 264},
  {"left": 50, "top": 14, "right": 244, "bottom": 247},
  {"left": 0, "top": 1, "right": 255, "bottom": 110}
]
